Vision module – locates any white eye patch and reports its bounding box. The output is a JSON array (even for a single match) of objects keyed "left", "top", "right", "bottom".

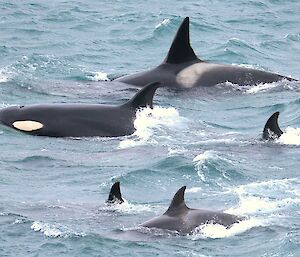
[{"left": 12, "top": 120, "right": 44, "bottom": 131}]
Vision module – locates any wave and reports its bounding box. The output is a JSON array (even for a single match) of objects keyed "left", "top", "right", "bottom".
[
  {"left": 193, "top": 150, "right": 245, "bottom": 183},
  {"left": 13, "top": 155, "right": 59, "bottom": 164},
  {"left": 226, "top": 178, "right": 299, "bottom": 216}
]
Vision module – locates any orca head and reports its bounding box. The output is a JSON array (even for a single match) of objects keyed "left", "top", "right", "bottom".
[
  {"left": 0, "top": 105, "right": 44, "bottom": 132},
  {"left": 0, "top": 105, "right": 21, "bottom": 125}
]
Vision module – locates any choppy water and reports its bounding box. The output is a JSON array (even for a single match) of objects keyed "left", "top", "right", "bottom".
[{"left": 1, "top": 1, "right": 300, "bottom": 256}]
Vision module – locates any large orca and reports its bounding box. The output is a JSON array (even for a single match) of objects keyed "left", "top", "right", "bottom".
[
  {"left": 263, "top": 111, "right": 283, "bottom": 140},
  {"left": 115, "top": 17, "right": 296, "bottom": 88},
  {"left": 0, "top": 82, "right": 160, "bottom": 137},
  {"left": 106, "top": 182, "right": 242, "bottom": 234}
]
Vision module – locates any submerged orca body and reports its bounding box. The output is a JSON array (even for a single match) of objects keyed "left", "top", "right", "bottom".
[
  {"left": 107, "top": 182, "right": 242, "bottom": 234},
  {"left": 0, "top": 82, "right": 160, "bottom": 137},
  {"left": 263, "top": 112, "right": 283, "bottom": 140},
  {"left": 115, "top": 17, "right": 296, "bottom": 88}
]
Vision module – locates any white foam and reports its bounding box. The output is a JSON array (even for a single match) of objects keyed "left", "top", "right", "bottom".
[
  {"left": 226, "top": 196, "right": 277, "bottom": 215},
  {"left": 168, "top": 146, "right": 187, "bottom": 156},
  {"left": 188, "top": 218, "right": 262, "bottom": 239},
  {"left": 193, "top": 150, "right": 217, "bottom": 181},
  {"left": 0, "top": 75, "right": 8, "bottom": 83},
  {"left": 226, "top": 178, "right": 300, "bottom": 216},
  {"left": 119, "top": 106, "right": 185, "bottom": 149},
  {"left": 13, "top": 219, "right": 26, "bottom": 224},
  {"left": 31, "top": 221, "right": 85, "bottom": 238},
  {"left": 196, "top": 138, "right": 236, "bottom": 145},
  {"left": 193, "top": 150, "right": 217, "bottom": 163},
  {"left": 186, "top": 187, "right": 202, "bottom": 193},
  {"left": 89, "top": 71, "right": 110, "bottom": 81},
  {"left": 31, "top": 221, "right": 62, "bottom": 237},
  {"left": 246, "top": 83, "right": 278, "bottom": 94},
  {"left": 0, "top": 68, "right": 13, "bottom": 83},
  {"left": 155, "top": 19, "right": 170, "bottom": 29},
  {"left": 101, "top": 199, "right": 153, "bottom": 214},
  {"left": 193, "top": 151, "right": 234, "bottom": 181},
  {"left": 277, "top": 127, "right": 300, "bottom": 145},
  {"left": 231, "top": 63, "right": 261, "bottom": 69}
]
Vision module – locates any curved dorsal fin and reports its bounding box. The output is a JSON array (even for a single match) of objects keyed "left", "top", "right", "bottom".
[
  {"left": 164, "top": 186, "right": 189, "bottom": 216},
  {"left": 125, "top": 82, "right": 161, "bottom": 109},
  {"left": 263, "top": 112, "right": 283, "bottom": 140},
  {"left": 163, "top": 17, "right": 199, "bottom": 64},
  {"left": 106, "top": 182, "right": 124, "bottom": 204}
]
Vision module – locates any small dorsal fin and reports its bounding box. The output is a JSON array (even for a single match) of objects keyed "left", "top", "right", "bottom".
[
  {"left": 263, "top": 112, "right": 283, "bottom": 140},
  {"left": 163, "top": 17, "right": 199, "bottom": 64},
  {"left": 164, "top": 186, "right": 189, "bottom": 216},
  {"left": 106, "top": 182, "right": 124, "bottom": 204},
  {"left": 125, "top": 82, "right": 161, "bottom": 109}
]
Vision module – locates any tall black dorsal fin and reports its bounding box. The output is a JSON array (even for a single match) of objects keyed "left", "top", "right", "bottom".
[
  {"left": 263, "top": 112, "right": 283, "bottom": 140},
  {"left": 164, "top": 186, "right": 189, "bottom": 216},
  {"left": 163, "top": 17, "right": 198, "bottom": 64},
  {"left": 106, "top": 182, "right": 124, "bottom": 204},
  {"left": 125, "top": 82, "right": 161, "bottom": 109}
]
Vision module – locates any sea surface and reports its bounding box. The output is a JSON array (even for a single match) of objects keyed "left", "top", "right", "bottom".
[{"left": 0, "top": 0, "right": 300, "bottom": 256}]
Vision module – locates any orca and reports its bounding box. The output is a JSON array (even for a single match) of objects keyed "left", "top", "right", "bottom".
[
  {"left": 115, "top": 17, "right": 296, "bottom": 88},
  {"left": 0, "top": 82, "right": 160, "bottom": 137},
  {"left": 141, "top": 186, "right": 242, "bottom": 234},
  {"left": 106, "top": 182, "right": 242, "bottom": 234},
  {"left": 106, "top": 182, "right": 124, "bottom": 204},
  {"left": 263, "top": 111, "right": 283, "bottom": 140}
]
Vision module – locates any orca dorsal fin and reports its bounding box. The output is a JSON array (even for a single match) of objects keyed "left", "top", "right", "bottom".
[
  {"left": 263, "top": 112, "right": 283, "bottom": 140},
  {"left": 164, "top": 186, "right": 189, "bottom": 216},
  {"left": 163, "top": 17, "right": 199, "bottom": 64},
  {"left": 106, "top": 182, "right": 124, "bottom": 204},
  {"left": 125, "top": 82, "right": 161, "bottom": 109}
]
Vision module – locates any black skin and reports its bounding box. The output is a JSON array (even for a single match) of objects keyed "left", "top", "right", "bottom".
[
  {"left": 115, "top": 17, "right": 296, "bottom": 88},
  {"left": 0, "top": 82, "right": 161, "bottom": 137}
]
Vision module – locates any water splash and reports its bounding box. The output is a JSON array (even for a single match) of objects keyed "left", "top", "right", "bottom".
[
  {"left": 100, "top": 199, "right": 154, "bottom": 214},
  {"left": 31, "top": 221, "right": 86, "bottom": 238},
  {"left": 277, "top": 127, "right": 300, "bottom": 145},
  {"left": 227, "top": 178, "right": 300, "bottom": 216},
  {"left": 119, "top": 106, "right": 186, "bottom": 149},
  {"left": 155, "top": 19, "right": 170, "bottom": 29},
  {"left": 31, "top": 221, "right": 63, "bottom": 237},
  {"left": 246, "top": 83, "right": 278, "bottom": 94},
  {"left": 0, "top": 67, "right": 14, "bottom": 83},
  {"left": 88, "top": 71, "right": 110, "bottom": 81},
  {"left": 188, "top": 218, "right": 262, "bottom": 240}
]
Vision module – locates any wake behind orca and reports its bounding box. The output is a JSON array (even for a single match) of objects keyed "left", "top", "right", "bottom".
[
  {"left": 115, "top": 17, "right": 296, "bottom": 88},
  {"left": 0, "top": 82, "right": 160, "bottom": 137},
  {"left": 106, "top": 182, "right": 242, "bottom": 234}
]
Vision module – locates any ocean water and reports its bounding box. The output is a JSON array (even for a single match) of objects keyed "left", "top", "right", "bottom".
[{"left": 0, "top": 0, "right": 300, "bottom": 256}]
